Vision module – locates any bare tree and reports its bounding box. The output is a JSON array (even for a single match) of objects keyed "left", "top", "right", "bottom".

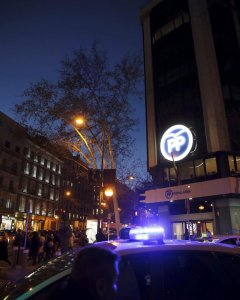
[{"left": 14, "top": 43, "right": 143, "bottom": 170}]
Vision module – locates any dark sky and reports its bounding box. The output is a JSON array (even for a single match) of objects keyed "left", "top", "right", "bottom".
[{"left": 0, "top": 0, "right": 148, "bottom": 177}]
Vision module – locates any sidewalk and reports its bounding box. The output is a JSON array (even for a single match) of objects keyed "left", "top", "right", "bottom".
[{"left": 0, "top": 261, "right": 38, "bottom": 282}]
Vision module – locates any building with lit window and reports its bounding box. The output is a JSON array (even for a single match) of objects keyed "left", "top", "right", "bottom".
[
  {"left": 0, "top": 111, "right": 92, "bottom": 231},
  {"left": 140, "top": 0, "right": 240, "bottom": 238}
]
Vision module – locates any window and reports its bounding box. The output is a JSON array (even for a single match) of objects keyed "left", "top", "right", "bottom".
[
  {"left": 31, "top": 165, "right": 37, "bottom": 178},
  {"left": 40, "top": 156, "right": 45, "bottom": 165},
  {"left": 11, "top": 162, "right": 18, "bottom": 175},
  {"left": 56, "top": 176, "right": 61, "bottom": 187},
  {"left": 178, "top": 161, "right": 194, "bottom": 180},
  {"left": 6, "top": 198, "right": 12, "bottom": 209},
  {"left": 47, "top": 160, "right": 51, "bottom": 169},
  {"left": 35, "top": 202, "right": 40, "bottom": 215},
  {"left": 52, "top": 163, "right": 56, "bottom": 172},
  {"left": 58, "top": 165, "right": 61, "bottom": 174},
  {"left": 26, "top": 148, "right": 31, "bottom": 158},
  {"left": 37, "top": 183, "right": 42, "bottom": 197},
  {"left": 24, "top": 162, "right": 30, "bottom": 175},
  {"left": 22, "top": 178, "right": 28, "bottom": 193},
  {"left": 51, "top": 174, "right": 55, "bottom": 185},
  {"left": 42, "top": 202, "right": 47, "bottom": 216},
  {"left": 205, "top": 157, "right": 217, "bottom": 175},
  {"left": 19, "top": 196, "right": 26, "bottom": 212},
  {"left": 55, "top": 190, "right": 59, "bottom": 201},
  {"left": 34, "top": 154, "right": 39, "bottom": 163},
  {"left": 194, "top": 159, "right": 205, "bottom": 177},
  {"left": 45, "top": 171, "right": 50, "bottom": 183},
  {"left": 38, "top": 168, "right": 44, "bottom": 180},
  {"left": 50, "top": 188, "right": 54, "bottom": 200},
  {"left": 228, "top": 155, "right": 235, "bottom": 172},
  {"left": 236, "top": 156, "right": 240, "bottom": 172}
]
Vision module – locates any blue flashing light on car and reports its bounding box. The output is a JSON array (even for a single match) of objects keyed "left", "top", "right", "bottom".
[{"left": 129, "top": 226, "right": 165, "bottom": 241}]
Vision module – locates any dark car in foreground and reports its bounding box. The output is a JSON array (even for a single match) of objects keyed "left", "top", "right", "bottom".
[{"left": 1, "top": 226, "right": 240, "bottom": 299}]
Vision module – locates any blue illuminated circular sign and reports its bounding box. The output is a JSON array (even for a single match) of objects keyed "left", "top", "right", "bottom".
[{"left": 160, "top": 125, "right": 193, "bottom": 161}]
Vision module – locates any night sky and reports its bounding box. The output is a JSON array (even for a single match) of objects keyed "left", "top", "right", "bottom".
[{"left": 0, "top": 0, "right": 148, "bottom": 177}]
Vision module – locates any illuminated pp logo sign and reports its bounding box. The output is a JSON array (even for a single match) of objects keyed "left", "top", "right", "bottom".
[{"left": 160, "top": 125, "right": 193, "bottom": 161}]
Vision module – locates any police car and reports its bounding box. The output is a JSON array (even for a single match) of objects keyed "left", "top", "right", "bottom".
[{"left": 1, "top": 226, "right": 240, "bottom": 299}]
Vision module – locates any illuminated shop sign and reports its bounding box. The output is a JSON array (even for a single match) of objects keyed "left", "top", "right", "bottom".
[{"left": 160, "top": 124, "right": 193, "bottom": 161}]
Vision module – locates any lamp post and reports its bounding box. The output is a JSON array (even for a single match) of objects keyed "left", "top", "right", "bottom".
[{"left": 73, "top": 116, "right": 120, "bottom": 235}]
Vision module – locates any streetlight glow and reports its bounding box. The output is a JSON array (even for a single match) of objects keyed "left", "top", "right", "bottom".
[
  {"left": 74, "top": 116, "right": 85, "bottom": 126},
  {"left": 105, "top": 188, "right": 113, "bottom": 197}
]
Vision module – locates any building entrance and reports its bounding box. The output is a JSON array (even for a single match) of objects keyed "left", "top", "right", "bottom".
[{"left": 172, "top": 221, "right": 213, "bottom": 240}]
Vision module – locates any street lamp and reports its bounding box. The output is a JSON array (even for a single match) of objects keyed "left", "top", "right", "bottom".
[{"left": 73, "top": 116, "right": 120, "bottom": 235}]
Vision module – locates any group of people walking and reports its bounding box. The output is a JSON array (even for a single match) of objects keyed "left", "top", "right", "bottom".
[{"left": 0, "top": 225, "right": 89, "bottom": 267}]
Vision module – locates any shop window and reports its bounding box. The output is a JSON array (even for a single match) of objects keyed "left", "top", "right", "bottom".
[
  {"left": 24, "top": 162, "right": 30, "bottom": 175},
  {"left": 19, "top": 196, "right": 26, "bottom": 212},
  {"left": 178, "top": 161, "right": 194, "bottom": 180},
  {"left": 236, "top": 156, "right": 240, "bottom": 172},
  {"left": 228, "top": 155, "right": 235, "bottom": 173},
  {"left": 205, "top": 157, "right": 217, "bottom": 175},
  {"left": 194, "top": 159, "right": 205, "bottom": 177}
]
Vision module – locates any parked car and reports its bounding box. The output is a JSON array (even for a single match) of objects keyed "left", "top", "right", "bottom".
[
  {"left": 209, "top": 235, "right": 240, "bottom": 246},
  {"left": 1, "top": 227, "right": 240, "bottom": 299}
]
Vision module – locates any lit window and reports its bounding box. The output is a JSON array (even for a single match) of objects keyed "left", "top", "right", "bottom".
[
  {"left": 24, "top": 162, "right": 30, "bottom": 175},
  {"left": 47, "top": 160, "right": 51, "bottom": 169},
  {"left": 38, "top": 168, "right": 44, "bottom": 180},
  {"left": 32, "top": 165, "right": 37, "bottom": 178},
  {"left": 45, "top": 171, "right": 50, "bottom": 183},
  {"left": 35, "top": 202, "right": 40, "bottom": 215},
  {"left": 50, "top": 188, "right": 54, "bottom": 200},
  {"left": 19, "top": 196, "right": 26, "bottom": 212},
  {"left": 37, "top": 184, "right": 42, "bottom": 197},
  {"left": 40, "top": 156, "right": 45, "bottom": 165},
  {"left": 205, "top": 157, "right": 217, "bottom": 175},
  {"left": 194, "top": 159, "right": 205, "bottom": 177}
]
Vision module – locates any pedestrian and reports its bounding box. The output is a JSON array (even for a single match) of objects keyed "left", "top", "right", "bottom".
[
  {"left": 96, "top": 228, "right": 106, "bottom": 242},
  {"left": 30, "top": 231, "right": 41, "bottom": 265},
  {"left": 206, "top": 228, "right": 212, "bottom": 239},
  {"left": 47, "top": 246, "right": 120, "bottom": 300},
  {"left": 58, "top": 224, "right": 73, "bottom": 253},
  {"left": 12, "top": 228, "right": 24, "bottom": 267},
  {"left": 0, "top": 232, "right": 11, "bottom": 266}
]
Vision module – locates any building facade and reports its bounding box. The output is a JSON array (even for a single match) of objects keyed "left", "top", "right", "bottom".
[
  {"left": 0, "top": 111, "right": 92, "bottom": 231},
  {"left": 141, "top": 0, "right": 240, "bottom": 238}
]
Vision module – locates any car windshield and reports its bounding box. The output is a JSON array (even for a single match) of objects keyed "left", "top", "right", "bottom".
[{"left": 118, "top": 250, "right": 240, "bottom": 300}]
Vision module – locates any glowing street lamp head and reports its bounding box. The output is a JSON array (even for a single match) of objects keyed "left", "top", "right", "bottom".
[
  {"left": 74, "top": 116, "right": 85, "bottom": 126},
  {"left": 104, "top": 188, "right": 113, "bottom": 197},
  {"left": 65, "top": 190, "right": 71, "bottom": 197},
  {"left": 160, "top": 124, "right": 193, "bottom": 161}
]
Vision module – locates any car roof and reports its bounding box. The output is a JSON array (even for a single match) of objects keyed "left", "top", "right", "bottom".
[
  {"left": 95, "top": 238, "right": 240, "bottom": 255},
  {"left": 2, "top": 239, "right": 240, "bottom": 299}
]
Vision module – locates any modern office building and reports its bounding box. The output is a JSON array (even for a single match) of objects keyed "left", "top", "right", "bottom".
[{"left": 140, "top": 0, "right": 240, "bottom": 238}]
